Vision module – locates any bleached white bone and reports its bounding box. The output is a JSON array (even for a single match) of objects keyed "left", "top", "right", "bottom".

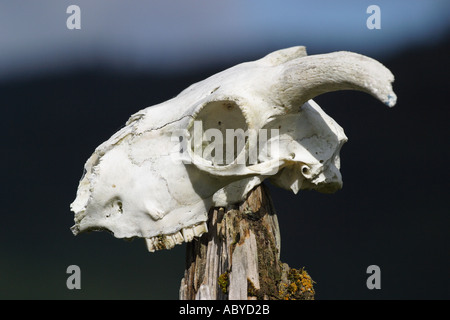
[{"left": 70, "top": 46, "right": 396, "bottom": 251}]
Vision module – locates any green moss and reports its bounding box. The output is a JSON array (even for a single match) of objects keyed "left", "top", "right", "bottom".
[{"left": 218, "top": 271, "right": 229, "bottom": 294}]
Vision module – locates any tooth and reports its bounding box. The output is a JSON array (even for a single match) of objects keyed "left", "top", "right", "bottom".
[
  {"left": 193, "top": 222, "right": 208, "bottom": 237},
  {"left": 182, "top": 227, "right": 195, "bottom": 242},
  {"left": 147, "top": 229, "right": 197, "bottom": 252},
  {"left": 163, "top": 235, "right": 175, "bottom": 249},
  {"left": 173, "top": 231, "right": 184, "bottom": 244},
  {"left": 145, "top": 238, "right": 156, "bottom": 252},
  {"left": 146, "top": 226, "right": 207, "bottom": 252},
  {"left": 155, "top": 236, "right": 165, "bottom": 250}
]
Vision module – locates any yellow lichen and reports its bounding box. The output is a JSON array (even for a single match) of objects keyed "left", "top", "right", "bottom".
[
  {"left": 279, "top": 267, "right": 315, "bottom": 300},
  {"left": 299, "top": 268, "right": 315, "bottom": 293},
  {"left": 288, "top": 282, "right": 298, "bottom": 294}
]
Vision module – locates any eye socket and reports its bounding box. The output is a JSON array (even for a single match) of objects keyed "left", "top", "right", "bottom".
[{"left": 189, "top": 100, "right": 248, "bottom": 166}]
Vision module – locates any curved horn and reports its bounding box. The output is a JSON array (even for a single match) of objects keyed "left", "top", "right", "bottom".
[{"left": 273, "top": 51, "right": 397, "bottom": 110}]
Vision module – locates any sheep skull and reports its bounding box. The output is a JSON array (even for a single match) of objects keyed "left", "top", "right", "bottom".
[{"left": 70, "top": 46, "right": 396, "bottom": 251}]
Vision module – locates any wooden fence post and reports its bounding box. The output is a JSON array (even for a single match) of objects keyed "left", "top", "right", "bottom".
[{"left": 179, "top": 184, "right": 315, "bottom": 300}]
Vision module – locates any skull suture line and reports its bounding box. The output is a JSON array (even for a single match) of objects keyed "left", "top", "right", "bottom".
[{"left": 70, "top": 46, "right": 396, "bottom": 252}]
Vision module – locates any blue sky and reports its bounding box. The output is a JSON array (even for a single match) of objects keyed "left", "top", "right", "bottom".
[{"left": 0, "top": 0, "right": 448, "bottom": 80}]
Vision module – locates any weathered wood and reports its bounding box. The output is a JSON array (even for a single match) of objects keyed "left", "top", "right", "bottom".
[{"left": 179, "top": 184, "right": 315, "bottom": 300}]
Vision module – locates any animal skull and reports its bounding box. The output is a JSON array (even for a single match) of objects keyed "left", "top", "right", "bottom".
[{"left": 70, "top": 46, "right": 396, "bottom": 251}]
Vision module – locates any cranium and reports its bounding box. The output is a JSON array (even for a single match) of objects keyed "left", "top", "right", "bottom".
[{"left": 70, "top": 46, "right": 396, "bottom": 251}]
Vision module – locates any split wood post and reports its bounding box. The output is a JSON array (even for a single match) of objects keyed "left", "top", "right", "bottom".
[{"left": 179, "top": 184, "right": 315, "bottom": 300}]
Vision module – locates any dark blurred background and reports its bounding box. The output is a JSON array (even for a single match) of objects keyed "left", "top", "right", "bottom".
[{"left": 1, "top": 1, "right": 449, "bottom": 299}]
